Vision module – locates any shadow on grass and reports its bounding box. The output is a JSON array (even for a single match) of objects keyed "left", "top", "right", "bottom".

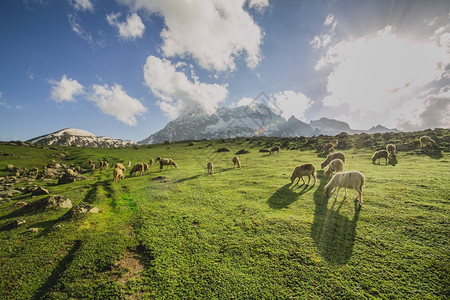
[
  {"left": 421, "top": 148, "right": 444, "bottom": 159},
  {"left": 267, "top": 183, "right": 313, "bottom": 209},
  {"left": 33, "top": 239, "right": 82, "bottom": 300},
  {"left": 310, "top": 170, "right": 360, "bottom": 265}
]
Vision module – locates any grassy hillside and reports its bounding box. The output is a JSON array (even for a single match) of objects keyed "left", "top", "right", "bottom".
[{"left": 0, "top": 130, "right": 449, "bottom": 299}]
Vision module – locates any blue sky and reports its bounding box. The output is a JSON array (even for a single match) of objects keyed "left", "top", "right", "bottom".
[{"left": 1, "top": 0, "right": 449, "bottom": 142}]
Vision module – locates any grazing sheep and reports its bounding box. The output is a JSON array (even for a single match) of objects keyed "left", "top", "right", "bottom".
[
  {"left": 130, "top": 163, "right": 145, "bottom": 176},
  {"left": 291, "top": 163, "right": 316, "bottom": 186},
  {"left": 419, "top": 136, "right": 436, "bottom": 147},
  {"left": 113, "top": 167, "right": 124, "bottom": 182},
  {"left": 159, "top": 158, "right": 178, "bottom": 170},
  {"left": 232, "top": 156, "right": 241, "bottom": 169},
  {"left": 324, "top": 171, "right": 365, "bottom": 205},
  {"left": 270, "top": 146, "right": 280, "bottom": 154},
  {"left": 143, "top": 163, "right": 149, "bottom": 173},
  {"left": 100, "top": 161, "right": 109, "bottom": 170},
  {"left": 149, "top": 159, "right": 154, "bottom": 167},
  {"left": 330, "top": 139, "right": 338, "bottom": 147},
  {"left": 89, "top": 160, "right": 93, "bottom": 166},
  {"left": 127, "top": 161, "right": 132, "bottom": 167},
  {"left": 115, "top": 163, "right": 126, "bottom": 171},
  {"left": 321, "top": 143, "right": 334, "bottom": 154},
  {"left": 320, "top": 152, "right": 346, "bottom": 169},
  {"left": 155, "top": 157, "right": 161, "bottom": 162},
  {"left": 386, "top": 144, "right": 396, "bottom": 156},
  {"left": 324, "top": 159, "right": 344, "bottom": 178},
  {"left": 207, "top": 162, "right": 214, "bottom": 174},
  {"left": 90, "top": 164, "right": 95, "bottom": 171},
  {"left": 371, "top": 150, "right": 389, "bottom": 165}
]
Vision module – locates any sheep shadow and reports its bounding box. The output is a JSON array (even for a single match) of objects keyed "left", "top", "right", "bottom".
[
  {"left": 421, "top": 148, "right": 444, "bottom": 160},
  {"left": 310, "top": 171, "right": 360, "bottom": 265},
  {"left": 267, "top": 183, "right": 312, "bottom": 209}
]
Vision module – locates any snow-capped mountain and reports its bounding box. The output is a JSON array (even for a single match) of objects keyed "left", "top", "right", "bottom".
[
  {"left": 28, "top": 128, "right": 136, "bottom": 147},
  {"left": 138, "top": 104, "right": 400, "bottom": 145}
]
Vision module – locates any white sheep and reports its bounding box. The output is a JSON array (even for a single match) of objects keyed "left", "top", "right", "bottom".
[
  {"left": 324, "top": 171, "right": 365, "bottom": 205},
  {"left": 159, "top": 158, "right": 178, "bottom": 170},
  {"left": 270, "top": 146, "right": 280, "bottom": 154},
  {"left": 232, "top": 156, "right": 241, "bottom": 169},
  {"left": 127, "top": 161, "right": 132, "bottom": 167},
  {"left": 324, "top": 159, "right": 344, "bottom": 178},
  {"left": 386, "top": 144, "right": 396, "bottom": 156},
  {"left": 419, "top": 136, "right": 436, "bottom": 147},
  {"left": 130, "top": 163, "right": 144, "bottom": 176},
  {"left": 290, "top": 163, "right": 316, "bottom": 186},
  {"left": 320, "top": 152, "right": 346, "bottom": 169},
  {"left": 115, "top": 163, "right": 126, "bottom": 171},
  {"left": 113, "top": 167, "right": 124, "bottom": 182},
  {"left": 371, "top": 150, "right": 389, "bottom": 165},
  {"left": 330, "top": 139, "right": 339, "bottom": 147},
  {"left": 207, "top": 162, "right": 214, "bottom": 174}
]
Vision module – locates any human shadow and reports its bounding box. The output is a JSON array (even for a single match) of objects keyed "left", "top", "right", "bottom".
[
  {"left": 310, "top": 171, "right": 360, "bottom": 265},
  {"left": 33, "top": 240, "right": 82, "bottom": 300},
  {"left": 267, "top": 182, "right": 313, "bottom": 209}
]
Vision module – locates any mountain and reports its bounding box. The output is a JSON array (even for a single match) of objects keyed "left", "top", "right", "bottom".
[
  {"left": 27, "top": 128, "right": 136, "bottom": 147},
  {"left": 139, "top": 104, "right": 401, "bottom": 144},
  {"left": 366, "top": 125, "right": 400, "bottom": 134}
]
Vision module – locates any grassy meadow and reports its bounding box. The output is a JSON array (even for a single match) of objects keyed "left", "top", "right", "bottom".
[{"left": 0, "top": 130, "right": 449, "bottom": 299}]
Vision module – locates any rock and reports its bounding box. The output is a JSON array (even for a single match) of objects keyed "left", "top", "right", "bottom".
[
  {"left": 6, "top": 164, "right": 15, "bottom": 171},
  {"left": 89, "top": 207, "right": 101, "bottom": 213},
  {"left": 44, "top": 195, "right": 72, "bottom": 210},
  {"left": 1, "top": 219, "right": 26, "bottom": 230},
  {"left": 217, "top": 148, "right": 230, "bottom": 152},
  {"left": 29, "top": 228, "right": 39, "bottom": 233},
  {"left": 58, "top": 169, "right": 87, "bottom": 184},
  {"left": 31, "top": 187, "right": 50, "bottom": 196},
  {"left": 235, "top": 149, "right": 250, "bottom": 154},
  {"left": 15, "top": 201, "right": 28, "bottom": 207}
]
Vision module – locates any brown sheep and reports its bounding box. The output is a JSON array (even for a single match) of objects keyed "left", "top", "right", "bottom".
[
  {"left": 159, "top": 158, "right": 178, "bottom": 170},
  {"left": 90, "top": 164, "right": 95, "bottom": 171},
  {"left": 330, "top": 139, "right": 339, "bottom": 147},
  {"left": 149, "top": 159, "right": 155, "bottom": 167},
  {"left": 291, "top": 163, "right": 316, "bottom": 186},
  {"left": 386, "top": 144, "right": 396, "bottom": 156},
  {"left": 130, "top": 163, "right": 145, "bottom": 176},
  {"left": 115, "top": 163, "right": 126, "bottom": 171},
  {"left": 419, "top": 136, "right": 436, "bottom": 147},
  {"left": 113, "top": 167, "right": 124, "bottom": 182},
  {"left": 321, "top": 143, "right": 334, "bottom": 154},
  {"left": 324, "top": 159, "right": 344, "bottom": 178},
  {"left": 207, "top": 162, "right": 214, "bottom": 174},
  {"left": 232, "top": 156, "right": 241, "bottom": 169},
  {"left": 324, "top": 171, "right": 365, "bottom": 205},
  {"left": 320, "top": 152, "right": 346, "bottom": 169},
  {"left": 371, "top": 150, "right": 389, "bottom": 165},
  {"left": 270, "top": 146, "right": 280, "bottom": 154},
  {"left": 143, "top": 163, "right": 149, "bottom": 173}
]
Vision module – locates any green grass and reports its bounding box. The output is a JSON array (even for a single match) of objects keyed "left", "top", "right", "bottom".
[{"left": 0, "top": 131, "right": 449, "bottom": 299}]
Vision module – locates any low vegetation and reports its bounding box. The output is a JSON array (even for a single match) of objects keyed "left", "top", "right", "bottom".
[{"left": 0, "top": 129, "right": 449, "bottom": 299}]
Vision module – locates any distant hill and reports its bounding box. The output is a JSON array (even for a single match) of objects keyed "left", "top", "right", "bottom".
[
  {"left": 27, "top": 128, "right": 136, "bottom": 148},
  {"left": 138, "top": 104, "right": 399, "bottom": 144}
]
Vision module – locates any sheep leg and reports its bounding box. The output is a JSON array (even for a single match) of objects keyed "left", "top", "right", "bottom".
[
  {"left": 344, "top": 188, "right": 347, "bottom": 199},
  {"left": 312, "top": 172, "right": 316, "bottom": 184},
  {"left": 335, "top": 187, "right": 341, "bottom": 200},
  {"left": 301, "top": 176, "right": 306, "bottom": 184},
  {"left": 306, "top": 175, "right": 311, "bottom": 185}
]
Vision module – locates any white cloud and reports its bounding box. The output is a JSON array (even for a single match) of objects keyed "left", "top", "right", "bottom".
[
  {"left": 88, "top": 83, "right": 147, "bottom": 126},
  {"left": 143, "top": 55, "right": 228, "bottom": 119},
  {"left": 232, "top": 97, "right": 254, "bottom": 108},
  {"left": 310, "top": 14, "right": 336, "bottom": 49},
  {"left": 49, "top": 75, "right": 84, "bottom": 103},
  {"left": 247, "top": 0, "right": 269, "bottom": 13},
  {"left": 121, "top": 0, "right": 265, "bottom": 72},
  {"left": 68, "top": 13, "right": 94, "bottom": 45},
  {"left": 70, "top": 0, "right": 93, "bottom": 12},
  {"left": 106, "top": 13, "right": 145, "bottom": 40},
  {"left": 315, "top": 23, "right": 449, "bottom": 130},
  {"left": 271, "top": 91, "right": 312, "bottom": 121}
]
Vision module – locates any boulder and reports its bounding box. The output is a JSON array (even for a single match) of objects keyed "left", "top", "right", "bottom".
[
  {"left": 31, "top": 187, "right": 50, "bottom": 196},
  {"left": 44, "top": 195, "right": 72, "bottom": 210}
]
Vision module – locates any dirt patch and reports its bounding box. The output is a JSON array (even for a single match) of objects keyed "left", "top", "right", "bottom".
[{"left": 114, "top": 249, "right": 144, "bottom": 285}]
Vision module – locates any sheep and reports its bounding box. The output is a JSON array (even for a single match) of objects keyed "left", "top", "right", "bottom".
[
  {"left": 419, "top": 136, "right": 436, "bottom": 147},
  {"left": 232, "top": 156, "right": 241, "bottom": 169},
  {"left": 320, "top": 152, "right": 346, "bottom": 169},
  {"left": 90, "top": 164, "right": 95, "bottom": 171},
  {"left": 113, "top": 167, "right": 124, "bottom": 182},
  {"left": 100, "top": 161, "right": 109, "bottom": 170},
  {"left": 330, "top": 139, "right": 339, "bottom": 147},
  {"left": 291, "top": 163, "right": 316, "bottom": 186},
  {"left": 130, "top": 163, "right": 145, "bottom": 176},
  {"left": 159, "top": 158, "right": 178, "bottom": 170},
  {"left": 324, "top": 159, "right": 344, "bottom": 178},
  {"left": 143, "top": 163, "right": 149, "bottom": 173},
  {"left": 149, "top": 159, "right": 155, "bottom": 167},
  {"left": 207, "top": 162, "right": 214, "bottom": 174},
  {"left": 270, "top": 146, "right": 280, "bottom": 154},
  {"left": 127, "top": 161, "right": 132, "bottom": 167},
  {"left": 371, "top": 150, "right": 389, "bottom": 165},
  {"left": 321, "top": 143, "right": 334, "bottom": 154},
  {"left": 115, "top": 163, "right": 126, "bottom": 171},
  {"left": 88, "top": 159, "right": 93, "bottom": 166},
  {"left": 386, "top": 144, "right": 396, "bottom": 156},
  {"left": 324, "top": 171, "right": 365, "bottom": 205},
  {"left": 155, "top": 157, "right": 161, "bottom": 162}
]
